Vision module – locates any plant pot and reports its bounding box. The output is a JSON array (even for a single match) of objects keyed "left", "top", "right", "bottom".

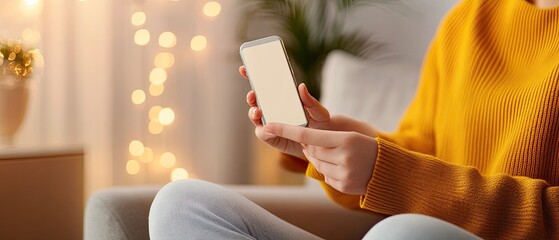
[{"left": 0, "top": 76, "right": 29, "bottom": 146}]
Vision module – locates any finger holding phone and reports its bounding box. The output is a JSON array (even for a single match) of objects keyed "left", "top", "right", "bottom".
[
  {"left": 239, "top": 36, "right": 331, "bottom": 159},
  {"left": 263, "top": 123, "right": 378, "bottom": 196}
]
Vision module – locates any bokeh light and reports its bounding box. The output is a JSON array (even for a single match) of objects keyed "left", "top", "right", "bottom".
[
  {"left": 149, "top": 120, "right": 164, "bottom": 135},
  {"left": 190, "top": 35, "right": 207, "bottom": 52},
  {"left": 203, "top": 1, "right": 222, "bottom": 17},
  {"left": 24, "top": 0, "right": 39, "bottom": 6},
  {"left": 149, "top": 106, "right": 162, "bottom": 120},
  {"left": 159, "top": 32, "right": 177, "bottom": 48},
  {"left": 129, "top": 140, "right": 145, "bottom": 156},
  {"left": 171, "top": 168, "right": 190, "bottom": 181},
  {"left": 126, "top": 160, "right": 141, "bottom": 175},
  {"left": 131, "top": 89, "right": 146, "bottom": 104},
  {"left": 149, "top": 83, "right": 165, "bottom": 96},
  {"left": 159, "top": 107, "right": 175, "bottom": 125},
  {"left": 160, "top": 152, "right": 176, "bottom": 168},
  {"left": 134, "top": 29, "right": 150, "bottom": 46},
  {"left": 131, "top": 11, "right": 146, "bottom": 26},
  {"left": 140, "top": 147, "right": 154, "bottom": 163},
  {"left": 149, "top": 68, "right": 167, "bottom": 85},
  {"left": 154, "top": 52, "right": 175, "bottom": 69}
]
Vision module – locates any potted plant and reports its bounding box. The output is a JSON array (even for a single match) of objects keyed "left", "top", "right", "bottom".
[
  {"left": 0, "top": 39, "right": 43, "bottom": 145},
  {"left": 239, "top": 0, "right": 393, "bottom": 99}
]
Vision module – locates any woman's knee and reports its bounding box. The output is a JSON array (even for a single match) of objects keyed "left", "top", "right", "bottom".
[
  {"left": 150, "top": 179, "right": 226, "bottom": 214},
  {"left": 363, "top": 214, "right": 481, "bottom": 240},
  {"left": 149, "top": 180, "right": 234, "bottom": 238}
]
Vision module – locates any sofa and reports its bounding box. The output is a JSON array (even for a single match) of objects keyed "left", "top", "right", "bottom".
[{"left": 84, "top": 1, "right": 459, "bottom": 239}]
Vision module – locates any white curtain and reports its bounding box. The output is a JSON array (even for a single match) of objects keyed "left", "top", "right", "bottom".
[{"left": 6, "top": 0, "right": 252, "bottom": 195}]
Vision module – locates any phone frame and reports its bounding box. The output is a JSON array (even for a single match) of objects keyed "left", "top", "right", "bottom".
[{"left": 240, "top": 35, "right": 308, "bottom": 127}]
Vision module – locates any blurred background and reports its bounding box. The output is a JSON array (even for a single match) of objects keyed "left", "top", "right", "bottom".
[
  {"left": 2, "top": 0, "right": 256, "bottom": 197},
  {"left": 0, "top": 0, "right": 457, "bottom": 197}
]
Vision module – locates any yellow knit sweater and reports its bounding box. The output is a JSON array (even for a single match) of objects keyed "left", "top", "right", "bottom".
[{"left": 303, "top": 0, "right": 559, "bottom": 239}]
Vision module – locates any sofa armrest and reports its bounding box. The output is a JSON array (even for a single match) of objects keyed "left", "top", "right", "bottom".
[
  {"left": 85, "top": 185, "right": 385, "bottom": 240},
  {"left": 85, "top": 186, "right": 160, "bottom": 240}
]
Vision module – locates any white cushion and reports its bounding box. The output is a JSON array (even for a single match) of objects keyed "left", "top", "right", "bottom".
[{"left": 320, "top": 51, "right": 419, "bottom": 132}]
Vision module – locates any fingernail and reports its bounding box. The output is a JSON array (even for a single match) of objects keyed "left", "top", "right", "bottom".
[{"left": 263, "top": 125, "right": 271, "bottom": 133}]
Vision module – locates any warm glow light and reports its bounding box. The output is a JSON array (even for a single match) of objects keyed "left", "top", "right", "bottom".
[
  {"left": 24, "top": 0, "right": 39, "bottom": 6},
  {"left": 126, "top": 160, "right": 141, "bottom": 175},
  {"left": 131, "top": 89, "right": 146, "bottom": 104},
  {"left": 159, "top": 107, "right": 175, "bottom": 125},
  {"left": 160, "top": 152, "right": 176, "bottom": 168},
  {"left": 159, "top": 32, "right": 177, "bottom": 48},
  {"left": 149, "top": 83, "right": 165, "bottom": 96},
  {"left": 20, "top": 0, "right": 42, "bottom": 16},
  {"left": 203, "top": 1, "right": 222, "bottom": 17},
  {"left": 154, "top": 52, "right": 175, "bottom": 69},
  {"left": 140, "top": 147, "right": 154, "bottom": 163},
  {"left": 149, "top": 106, "right": 163, "bottom": 120},
  {"left": 129, "top": 140, "right": 145, "bottom": 156},
  {"left": 134, "top": 29, "right": 150, "bottom": 46},
  {"left": 171, "top": 168, "right": 190, "bottom": 181},
  {"left": 190, "top": 35, "right": 207, "bottom": 52},
  {"left": 149, "top": 68, "right": 167, "bottom": 85},
  {"left": 131, "top": 11, "right": 146, "bottom": 26},
  {"left": 149, "top": 120, "right": 164, "bottom": 135}
]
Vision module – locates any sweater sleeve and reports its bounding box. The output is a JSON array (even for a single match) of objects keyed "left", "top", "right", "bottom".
[
  {"left": 306, "top": 22, "right": 559, "bottom": 239},
  {"left": 305, "top": 28, "right": 444, "bottom": 208},
  {"left": 362, "top": 138, "right": 559, "bottom": 239}
]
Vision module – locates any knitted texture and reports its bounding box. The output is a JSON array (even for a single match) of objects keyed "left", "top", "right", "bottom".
[{"left": 304, "top": 0, "right": 559, "bottom": 239}]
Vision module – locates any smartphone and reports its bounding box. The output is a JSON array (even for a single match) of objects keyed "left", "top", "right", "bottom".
[{"left": 240, "top": 35, "right": 308, "bottom": 127}]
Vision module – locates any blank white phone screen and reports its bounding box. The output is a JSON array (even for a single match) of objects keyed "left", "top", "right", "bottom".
[{"left": 240, "top": 37, "right": 308, "bottom": 126}]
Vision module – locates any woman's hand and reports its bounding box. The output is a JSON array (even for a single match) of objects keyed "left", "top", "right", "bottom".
[
  {"left": 263, "top": 123, "right": 378, "bottom": 195},
  {"left": 239, "top": 66, "right": 331, "bottom": 159}
]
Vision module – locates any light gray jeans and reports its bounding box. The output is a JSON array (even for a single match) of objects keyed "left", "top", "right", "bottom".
[{"left": 149, "top": 179, "right": 481, "bottom": 240}]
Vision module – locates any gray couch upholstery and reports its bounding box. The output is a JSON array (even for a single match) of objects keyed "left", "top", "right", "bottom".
[{"left": 85, "top": 186, "right": 159, "bottom": 240}]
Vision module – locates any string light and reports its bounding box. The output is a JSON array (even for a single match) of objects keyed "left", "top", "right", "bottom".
[
  {"left": 190, "top": 35, "right": 207, "bottom": 51},
  {"left": 134, "top": 29, "right": 150, "bottom": 46},
  {"left": 131, "top": 89, "right": 146, "bottom": 104},
  {"left": 126, "top": 160, "right": 141, "bottom": 175},
  {"left": 131, "top": 11, "right": 146, "bottom": 26},
  {"left": 154, "top": 52, "right": 175, "bottom": 69},
  {"left": 171, "top": 168, "right": 190, "bottom": 181},
  {"left": 149, "top": 83, "right": 165, "bottom": 96},
  {"left": 140, "top": 147, "right": 154, "bottom": 163},
  {"left": 128, "top": 0, "right": 218, "bottom": 181},
  {"left": 159, "top": 32, "right": 177, "bottom": 48},
  {"left": 149, "top": 67, "right": 167, "bottom": 85},
  {"left": 149, "top": 120, "right": 164, "bottom": 135},
  {"left": 129, "top": 140, "right": 145, "bottom": 156},
  {"left": 203, "top": 1, "right": 221, "bottom": 17},
  {"left": 160, "top": 152, "right": 176, "bottom": 168},
  {"left": 159, "top": 107, "right": 175, "bottom": 125},
  {"left": 149, "top": 106, "right": 163, "bottom": 120}
]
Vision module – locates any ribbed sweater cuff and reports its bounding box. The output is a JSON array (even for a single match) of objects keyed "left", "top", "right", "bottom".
[
  {"left": 306, "top": 163, "right": 362, "bottom": 208},
  {"left": 360, "top": 137, "right": 447, "bottom": 214}
]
